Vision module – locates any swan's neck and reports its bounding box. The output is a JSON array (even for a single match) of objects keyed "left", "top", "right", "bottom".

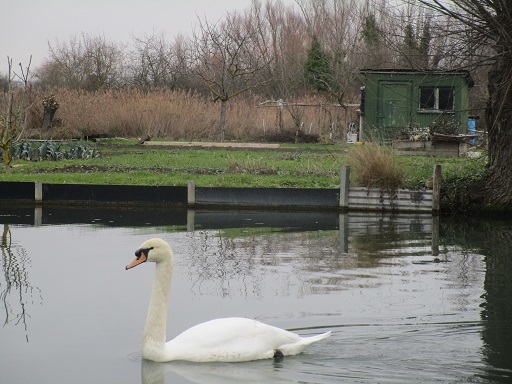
[{"left": 142, "top": 259, "right": 172, "bottom": 360}]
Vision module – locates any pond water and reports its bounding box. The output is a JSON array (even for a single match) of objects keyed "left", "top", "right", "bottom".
[{"left": 1, "top": 207, "right": 511, "bottom": 383}]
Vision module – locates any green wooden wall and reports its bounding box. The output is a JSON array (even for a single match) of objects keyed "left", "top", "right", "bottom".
[{"left": 360, "top": 69, "right": 473, "bottom": 141}]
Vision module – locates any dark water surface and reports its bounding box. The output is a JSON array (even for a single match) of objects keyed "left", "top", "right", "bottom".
[{"left": 1, "top": 207, "right": 511, "bottom": 383}]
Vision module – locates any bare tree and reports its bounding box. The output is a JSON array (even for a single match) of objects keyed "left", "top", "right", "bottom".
[
  {"left": 380, "top": 2, "right": 476, "bottom": 71},
  {"left": 248, "top": 0, "right": 311, "bottom": 130},
  {"left": 416, "top": 0, "right": 512, "bottom": 207},
  {"left": 171, "top": 34, "right": 194, "bottom": 91},
  {"left": 42, "top": 94, "right": 59, "bottom": 130},
  {"left": 296, "top": 0, "right": 362, "bottom": 104},
  {"left": 39, "top": 34, "right": 125, "bottom": 90},
  {"left": 191, "top": 12, "right": 272, "bottom": 141},
  {"left": 357, "top": 0, "right": 397, "bottom": 69},
  {"left": 1, "top": 57, "right": 32, "bottom": 171},
  {"left": 129, "top": 32, "right": 191, "bottom": 92}
]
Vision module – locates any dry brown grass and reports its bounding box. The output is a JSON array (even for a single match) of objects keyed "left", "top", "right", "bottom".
[
  {"left": 13, "top": 87, "right": 356, "bottom": 142},
  {"left": 347, "top": 143, "right": 405, "bottom": 191}
]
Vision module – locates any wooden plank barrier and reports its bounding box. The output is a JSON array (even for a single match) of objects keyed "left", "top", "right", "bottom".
[
  {"left": 348, "top": 187, "right": 433, "bottom": 212},
  {"left": 339, "top": 165, "right": 440, "bottom": 212}
]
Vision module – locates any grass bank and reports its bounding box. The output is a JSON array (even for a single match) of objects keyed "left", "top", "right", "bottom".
[{"left": 0, "top": 140, "right": 487, "bottom": 192}]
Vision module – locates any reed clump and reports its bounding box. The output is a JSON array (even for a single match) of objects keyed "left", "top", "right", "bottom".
[
  {"left": 347, "top": 143, "right": 405, "bottom": 192},
  {"left": 18, "top": 88, "right": 352, "bottom": 142}
]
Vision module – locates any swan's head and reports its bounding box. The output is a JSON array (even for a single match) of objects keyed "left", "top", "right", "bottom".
[{"left": 125, "top": 238, "right": 173, "bottom": 270}]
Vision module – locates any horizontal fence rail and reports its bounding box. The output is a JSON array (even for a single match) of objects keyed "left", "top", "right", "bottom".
[{"left": 349, "top": 187, "right": 433, "bottom": 212}]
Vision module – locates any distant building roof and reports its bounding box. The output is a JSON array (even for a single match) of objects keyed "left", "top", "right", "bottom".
[{"left": 360, "top": 68, "right": 474, "bottom": 87}]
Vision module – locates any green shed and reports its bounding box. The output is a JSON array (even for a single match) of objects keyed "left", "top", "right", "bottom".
[{"left": 360, "top": 69, "right": 474, "bottom": 141}]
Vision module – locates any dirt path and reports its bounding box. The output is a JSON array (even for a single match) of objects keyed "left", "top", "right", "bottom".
[{"left": 142, "top": 141, "right": 280, "bottom": 149}]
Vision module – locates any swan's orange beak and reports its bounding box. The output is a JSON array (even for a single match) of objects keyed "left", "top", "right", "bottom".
[{"left": 125, "top": 252, "right": 147, "bottom": 270}]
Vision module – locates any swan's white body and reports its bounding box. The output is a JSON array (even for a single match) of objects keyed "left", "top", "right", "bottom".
[{"left": 126, "top": 238, "right": 331, "bottom": 363}]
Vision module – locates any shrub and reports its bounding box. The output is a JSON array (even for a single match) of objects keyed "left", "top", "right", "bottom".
[
  {"left": 259, "top": 128, "right": 319, "bottom": 143},
  {"left": 347, "top": 143, "right": 405, "bottom": 191},
  {"left": 440, "top": 166, "right": 486, "bottom": 213}
]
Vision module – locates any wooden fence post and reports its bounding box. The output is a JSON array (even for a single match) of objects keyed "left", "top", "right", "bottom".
[
  {"left": 340, "top": 165, "right": 350, "bottom": 210},
  {"left": 432, "top": 164, "right": 442, "bottom": 212}
]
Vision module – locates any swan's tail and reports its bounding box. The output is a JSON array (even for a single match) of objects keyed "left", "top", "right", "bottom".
[
  {"left": 280, "top": 331, "right": 332, "bottom": 356},
  {"left": 302, "top": 330, "right": 332, "bottom": 345}
]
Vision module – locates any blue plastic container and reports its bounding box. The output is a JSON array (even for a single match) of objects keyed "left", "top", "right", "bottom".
[{"left": 468, "top": 118, "right": 476, "bottom": 145}]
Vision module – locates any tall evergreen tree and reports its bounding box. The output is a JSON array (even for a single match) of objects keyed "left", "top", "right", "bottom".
[
  {"left": 362, "top": 14, "right": 380, "bottom": 46},
  {"left": 361, "top": 13, "right": 390, "bottom": 68},
  {"left": 304, "top": 36, "right": 333, "bottom": 92},
  {"left": 400, "top": 21, "right": 431, "bottom": 69}
]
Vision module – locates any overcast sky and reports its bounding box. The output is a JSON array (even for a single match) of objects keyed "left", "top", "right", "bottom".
[{"left": 0, "top": 0, "right": 296, "bottom": 72}]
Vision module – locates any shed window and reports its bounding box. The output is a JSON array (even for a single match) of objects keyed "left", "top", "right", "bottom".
[{"left": 419, "top": 87, "right": 454, "bottom": 111}]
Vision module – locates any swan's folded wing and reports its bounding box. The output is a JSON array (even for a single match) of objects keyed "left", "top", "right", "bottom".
[{"left": 164, "top": 317, "right": 302, "bottom": 362}]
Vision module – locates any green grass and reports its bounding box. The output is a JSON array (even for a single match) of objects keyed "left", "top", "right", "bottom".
[{"left": 0, "top": 140, "right": 487, "bottom": 189}]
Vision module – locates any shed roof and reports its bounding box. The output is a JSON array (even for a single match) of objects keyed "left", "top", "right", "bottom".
[{"left": 360, "top": 68, "right": 474, "bottom": 87}]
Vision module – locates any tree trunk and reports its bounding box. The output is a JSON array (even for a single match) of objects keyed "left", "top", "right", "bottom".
[
  {"left": 276, "top": 100, "right": 283, "bottom": 132},
  {"left": 2, "top": 145, "right": 10, "bottom": 171},
  {"left": 219, "top": 99, "right": 227, "bottom": 142},
  {"left": 2, "top": 92, "right": 13, "bottom": 169},
  {"left": 481, "top": 55, "right": 512, "bottom": 207},
  {"left": 42, "top": 95, "right": 59, "bottom": 130},
  {"left": 42, "top": 112, "right": 53, "bottom": 130}
]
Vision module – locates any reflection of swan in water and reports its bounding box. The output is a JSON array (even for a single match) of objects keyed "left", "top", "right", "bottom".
[
  {"left": 126, "top": 238, "right": 331, "bottom": 363},
  {"left": 141, "top": 359, "right": 294, "bottom": 384}
]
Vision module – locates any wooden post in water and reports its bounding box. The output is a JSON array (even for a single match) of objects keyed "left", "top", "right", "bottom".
[
  {"left": 340, "top": 165, "right": 350, "bottom": 210},
  {"left": 187, "top": 181, "right": 196, "bottom": 207},
  {"left": 187, "top": 181, "right": 196, "bottom": 232},
  {"left": 35, "top": 180, "right": 43, "bottom": 204},
  {"left": 431, "top": 215, "right": 440, "bottom": 257},
  {"left": 34, "top": 207, "right": 42, "bottom": 227},
  {"left": 432, "top": 164, "right": 442, "bottom": 212},
  {"left": 339, "top": 213, "right": 349, "bottom": 253},
  {"left": 187, "top": 210, "right": 195, "bottom": 232}
]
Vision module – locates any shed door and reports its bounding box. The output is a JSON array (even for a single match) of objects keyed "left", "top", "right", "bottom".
[{"left": 377, "top": 81, "right": 412, "bottom": 138}]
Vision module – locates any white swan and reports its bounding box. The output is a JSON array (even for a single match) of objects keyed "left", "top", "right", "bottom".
[{"left": 126, "top": 238, "right": 331, "bottom": 363}]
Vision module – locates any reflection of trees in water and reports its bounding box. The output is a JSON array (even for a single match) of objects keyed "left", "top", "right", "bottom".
[
  {"left": 183, "top": 229, "right": 383, "bottom": 299},
  {"left": 1, "top": 224, "right": 42, "bottom": 342},
  {"left": 182, "top": 217, "right": 491, "bottom": 317},
  {"left": 351, "top": 217, "right": 485, "bottom": 317},
  {"left": 477, "top": 226, "right": 512, "bottom": 375},
  {"left": 185, "top": 231, "right": 262, "bottom": 298},
  {"left": 437, "top": 246, "right": 484, "bottom": 314},
  {"left": 442, "top": 218, "right": 512, "bottom": 377}
]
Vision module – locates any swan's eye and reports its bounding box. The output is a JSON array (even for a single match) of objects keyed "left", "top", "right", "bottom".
[{"left": 135, "top": 247, "right": 154, "bottom": 259}]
